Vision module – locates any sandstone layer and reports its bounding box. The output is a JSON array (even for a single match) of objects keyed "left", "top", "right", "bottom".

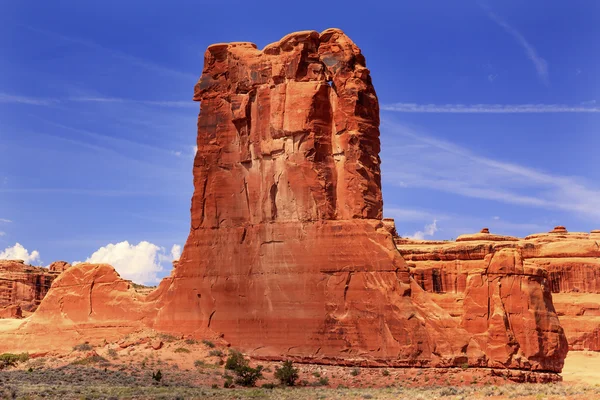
[
  {"left": 396, "top": 227, "right": 600, "bottom": 352},
  {"left": 0, "top": 29, "right": 568, "bottom": 375},
  {"left": 0, "top": 260, "right": 65, "bottom": 315}
]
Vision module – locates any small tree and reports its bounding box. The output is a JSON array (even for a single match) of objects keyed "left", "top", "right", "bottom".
[
  {"left": 225, "top": 349, "right": 247, "bottom": 371},
  {"left": 224, "top": 349, "right": 264, "bottom": 387},
  {"left": 274, "top": 360, "right": 299, "bottom": 386},
  {"left": 152, "top": 370, "right": 162, "bottom": 382},
  {"left": 234, "top": 364, "right": 264, "bottom": 387}
]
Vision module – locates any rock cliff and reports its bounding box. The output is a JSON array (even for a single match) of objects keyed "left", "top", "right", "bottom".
[
  {"left": 151, "top": 29, "right": 567, "bottom": 372},
  {"left": 396, "top": 227, "right": 600, "bottom": 352},
  {"left": 0, "top": 260, "right": 63, "bottom": 314}
]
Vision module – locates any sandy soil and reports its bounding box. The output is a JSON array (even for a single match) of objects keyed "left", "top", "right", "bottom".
[{"left": 562, "top": 350, "right": 600, "bottom": 385}]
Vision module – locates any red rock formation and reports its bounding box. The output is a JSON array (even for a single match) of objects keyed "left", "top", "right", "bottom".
[
  {"left": 48, "top": 261, "right": 71, "bottom": 273},
  {"left": 396, "top": 227, "right": 600, "bottom": 352},
  {"left": 0, "top": 260, "right": 59, "bottom": 312},
  {"left": 150, "top": 29, "right": 566, "bottom": 373},
  {"left": 0, "top": 304, "right": 22, "bottom": 319},
  {"left": 1, "top": 263, "right": 150, "bottom": 352}
]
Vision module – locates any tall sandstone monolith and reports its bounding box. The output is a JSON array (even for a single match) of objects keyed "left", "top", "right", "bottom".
[{"left": 152, "top": 29, "right": 567, "bottom": 372}]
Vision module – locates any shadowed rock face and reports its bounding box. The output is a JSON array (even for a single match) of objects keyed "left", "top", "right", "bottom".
[{"left": 0, "top": 29, "right": 568, "bottom": 375}]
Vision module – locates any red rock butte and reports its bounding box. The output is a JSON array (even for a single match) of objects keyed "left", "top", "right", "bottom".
[{"left": 0, "top": 29, "right": 570, "bottom": 377}]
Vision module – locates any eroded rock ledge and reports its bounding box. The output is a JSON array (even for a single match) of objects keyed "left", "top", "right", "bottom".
[{"left": 396, "top": 226, "right": 600, "bottom": 352}]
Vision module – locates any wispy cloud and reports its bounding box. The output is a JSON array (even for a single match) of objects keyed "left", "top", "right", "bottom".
[
  {"left": 0, "top": 219, "right": 12, "bottom": 223},
  {"left": 486, "top": 12, "right": 549, "bottom": 85},
  {"left": 21, "top": 25, "right": 197, "bottom": 81},
  {"left": 0, "top": 92, "right": 59, "bottom": 106},
  {"left": 407, "top": 219, "right": 439, "bottom": 240},
  {"left": 381, "top": 103, "right": 600, "bottom": 113},
  {"left": 68, "top": 97, "right": 197, "bottom": 108},
  {"left": 381, "top": 121, "right": 600, "bottom": 221},
  {"left": 385, "top": 206, "right": 548, "bottom": 238}
]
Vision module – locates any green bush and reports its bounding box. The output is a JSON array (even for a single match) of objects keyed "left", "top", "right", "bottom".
[
  {"left": 234, "top": 364, "right": 264, "bottom": 387},
  {"left": 261, "top": 383, "right": 276, "bottom": 389},
  {"left": 202, "top": 340, "right": 215, "bottom": 348},
  {"left": 224, "top": 350, "right": 263, "bottom": 387},
  {"left": 107, "top": 348, "right": 118, "bottom": 359},
  {"left": 225, "top": 350, "right": 246, "bottom": 371},
  {"left": 315, "top": 376, "right": 329, "bottom": 386},
  {"left": 209, "top": 349, "right": 224, "bottom": 357},
  {"left": 350, "top": 367, "right": 360, "bottom": 376},
  {"left": 0, "top": 353, "right": 29, "bottom": 370},
  {"left": 382, "top": 369, "right": 390, "bottom": 376},
  {"left": 194, "top": 360, "right": 206, "bottom": 368},
  {"left": 184, "top": 338, "right": 198, "bottom": 345},
  {"left": 73, "top": 343, "right": 93, "bottom": 352},
  {"left": 174, "top": 347, "right": 190, "bottom": 354},
  {"left": 274, "top": 360, "right": 299, "bottom": 387}
]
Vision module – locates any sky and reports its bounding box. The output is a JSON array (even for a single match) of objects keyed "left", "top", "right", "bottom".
[{"left": 1, "top": 1, "right": 598, "bottom": 284}]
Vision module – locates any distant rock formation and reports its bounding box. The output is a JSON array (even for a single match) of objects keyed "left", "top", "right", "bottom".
[
  {"left": 396, "top": 226, "right": 600, "bottom": 352},
  {"left": 0, "top": 260, "right": 61, "bottom": 314}
]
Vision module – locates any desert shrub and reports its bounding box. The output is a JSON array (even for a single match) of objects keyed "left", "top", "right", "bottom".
[
  {"left": 152, "top": 370, "right": 162, "bottom": 382},
  {"left": 202, "top": 340, "right": 215, "bottom": 348},
  {"left": 312, "top": 371, "right": 321, "bottom": 378},
  {"left": 0, "top": 353, "right": 28, "bottom": 370},
  {"left": 461, "top": 363, "right": 469, "bottom": 370},
  {"left": 274, "top": 360, "right": 299, "bottom": 387},
  {"left": 184, "top": 338, "right": 198, "bottom": 345},
  {"left": 174, "top": 347, "right": 190, "bottom": 354},
  {"left": 194, "top": 360, "right": 206, "bottom": 368},
  {"left": 350, "top": 368, "right": 361, "bottom": 376},
  {"left": 223, "top": 372, "right": 234, "bottom": 388},
  {"left": 73, "top": 343, "right": 93, "bottom": 352},
  {"left": 158, "top": 333, "right": 178, "bottom": 343},
  {"left": 211, "top": 383, "right": 219, "bottom": 389},
  {"left": 234, "top": 364, "right": 264, "bottom": 387},
  {"left": 382, "top": 369, "right": 390, "bottom": 376},
  {"left": 225, "top": 350, "right": 247, "bottom": 371},
  {"left": 224, "top": 350, "right": 263, "bottom": 387},
  {"left": 209, "top": 349, "right": 224, "bottom": 357},
  {"left": 312, "top": 376, "right": 329, "bottom": 386},
  {"left": 261, "top": 383, "right": 276, "bottom": 389},
  {"left": 107, "top": 348, "right": 118, "bottom": 359}
]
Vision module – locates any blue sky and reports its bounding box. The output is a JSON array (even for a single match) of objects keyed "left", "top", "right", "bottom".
[{"left": 1, "top": 1, "right": 598, "bottom": 284}]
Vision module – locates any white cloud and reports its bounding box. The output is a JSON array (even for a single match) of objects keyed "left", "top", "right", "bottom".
[
  {"left": 487, "top": 12, "right": 548, "bottom": 85},
  {"left": 0, "top": 218, "right": 12, "bottom": 223},
  {"left": 0, "top": 243, "right": 41, "bottom": 264},
  {"left": 0, "top": 232, "right": 5, "bottom": 237},
  {"left": 170, "top": 244, "right": 182, "bottom": 260},
  {"left": 493, "top": 216, "right": 501, "bottom": 220},
  {"left": 381, "top": 103, "right": 600, "bottom": 113},
  {"left": 381, "top": 121, "right": 600, "bottom": 221},
  {"left": 84, "top": 241, "right": 181, "bottom": 285},
  {"left": 407, "top": 220, "right": 438, "bottom": 240}
]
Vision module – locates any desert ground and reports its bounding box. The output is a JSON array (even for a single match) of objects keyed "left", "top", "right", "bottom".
[{"left": 0, "top": 331, "right": 598, "bottom": 400}]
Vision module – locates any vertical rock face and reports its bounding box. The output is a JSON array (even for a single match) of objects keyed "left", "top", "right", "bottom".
[
  {"left": 396, "top": 227, "right": 599, "bottom": 354},
  {"left": 152, "top": 29, "right": 567, "bottom": 373},
  {"left": 0, "top": 260, "right": 59, "bottom": 313}
]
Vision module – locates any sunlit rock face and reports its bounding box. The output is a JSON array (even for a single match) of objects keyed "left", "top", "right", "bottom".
[
  {"left": 151, "top": 29, "right": 568, "bottom": 373},
  {"left": 0, "top": 260, "right": 59, "bottom": 314}
]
